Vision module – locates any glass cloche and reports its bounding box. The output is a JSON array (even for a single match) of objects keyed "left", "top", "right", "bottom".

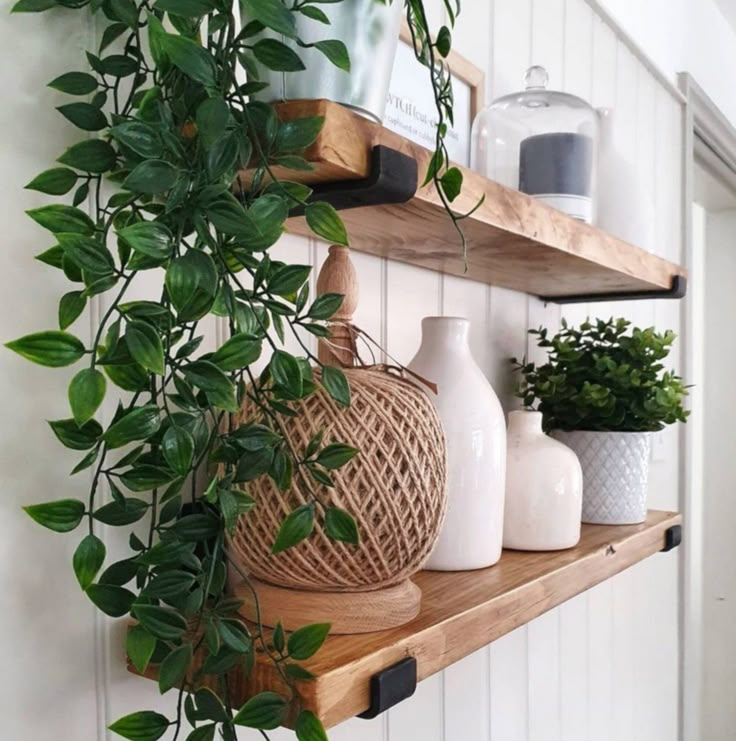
[{"left": 471, "top": 66, "right": 599, "bottom": 224}]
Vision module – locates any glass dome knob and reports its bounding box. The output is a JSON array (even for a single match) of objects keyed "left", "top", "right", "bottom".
[{"left": 524, "top": 65, "right": 549, "bottom": 90}]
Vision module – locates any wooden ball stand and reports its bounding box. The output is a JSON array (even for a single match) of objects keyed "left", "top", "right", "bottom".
[{"left": 234, "top": 245, "right": 423, "bottom": 635}]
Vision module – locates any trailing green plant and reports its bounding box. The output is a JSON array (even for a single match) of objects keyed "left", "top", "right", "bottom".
[
  {"left": 512, "top": 317, "right": 689, "bottom": 432},
  {"left": 8, "top": 0, "right": 464, "bottom": 739}
]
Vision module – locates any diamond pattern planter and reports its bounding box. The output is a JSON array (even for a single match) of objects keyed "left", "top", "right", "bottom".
[{"left": 551, "top": 430, "right": 652, "bottom": 525}]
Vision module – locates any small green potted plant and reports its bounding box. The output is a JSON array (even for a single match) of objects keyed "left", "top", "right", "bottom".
[{"left": 513, "top": 317, "right": 689, "bottom": 525}]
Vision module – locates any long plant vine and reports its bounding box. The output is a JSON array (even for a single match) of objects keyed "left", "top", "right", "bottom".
[{"left": 8, "top": 0, "right": 462, "bottom": 739}]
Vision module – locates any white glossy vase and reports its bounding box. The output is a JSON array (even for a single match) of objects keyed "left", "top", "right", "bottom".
[
  {"left": 408, "top": 317, "right": 506, "bottom": 570},
  {"left": 503, "top": 411, "right": 582, "bottom": 550},
  {"left": 551, "top": 430, "right": 652, "bottom": 525}
]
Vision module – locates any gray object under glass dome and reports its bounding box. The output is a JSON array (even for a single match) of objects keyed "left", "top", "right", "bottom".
[
  {"left": 242, "top": 0, "right": 403, "bottom": 124},
  {"left": 471, "top": 66, "right": 599, "bottom": 223}
]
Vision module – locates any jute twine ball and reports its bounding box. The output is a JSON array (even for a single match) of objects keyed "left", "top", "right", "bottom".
[{"left": 228, "top": 367, "right": 448, "bottom": 592}]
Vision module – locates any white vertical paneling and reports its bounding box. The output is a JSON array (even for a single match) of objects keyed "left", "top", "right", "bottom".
[
  {"left": 492, "top": 0, "right": 532, "bottom": 97},
  {"left": 531, "top": 0, "right": 566, "bottom": 83},
  {"left": 559, "top": 594, "right": 589, "bottom": 741},
  {"left": 443, "top": 649, "right": 491, "bottom": 740},
  {"left": 563, "top": 0, "right": 594, "bottom": 97},
  {"left": 527, "top": 611, "right": 561, "bottom": 741},
  {"left": 387, "top": 675, "right": 444, "bottom": 741},
  {"left": 490, "top": 626, "right": 529, "bottom": 741}
]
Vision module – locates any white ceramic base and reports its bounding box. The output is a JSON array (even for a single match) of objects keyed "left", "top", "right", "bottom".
[{"left": 504, "top": 411, "right": 582, "bottom": 551}]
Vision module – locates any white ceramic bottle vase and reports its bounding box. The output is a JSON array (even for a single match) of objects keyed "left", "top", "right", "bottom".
[
  {"left": 504, "top": 411, "right": 583, "bottom": 550},
  {"left": 408, "top": 317, "right": 507, "bottom": 570}
]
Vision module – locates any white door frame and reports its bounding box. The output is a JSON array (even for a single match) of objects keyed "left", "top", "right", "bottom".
[{"left": 677, "top": 72, "right": 736, "bottom": 741}]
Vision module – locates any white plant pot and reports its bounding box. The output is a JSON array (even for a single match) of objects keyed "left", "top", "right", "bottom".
[
  {"left": 551, "top": 430, "right": 652, "bottom": 525},
  {"left": 408, "top": 317, "right": 507, "bottom": 570},
  {"left": 504, "top": 411, "right": 582, "bottom": 550}
]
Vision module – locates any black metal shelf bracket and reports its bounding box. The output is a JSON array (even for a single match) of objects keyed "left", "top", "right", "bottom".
[
  {"left": 357, "top": 657, "right": 418, "bottom": 720},
  {"left": 290, "top": 145, "right": 418, "bottom": 216},
  {"left": 661, "top": 524, "right": 682, "bottom": 553},
  {"left": 540, "top": 274, "right": 687, "bottom": 305}
]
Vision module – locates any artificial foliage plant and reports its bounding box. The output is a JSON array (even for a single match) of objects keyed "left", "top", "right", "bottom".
[
  {"left": 7, "top": 0, "right": 465, "bottom": 739},
  {"left": 512, "top": 317, "right": 689, "bottom": 433}
]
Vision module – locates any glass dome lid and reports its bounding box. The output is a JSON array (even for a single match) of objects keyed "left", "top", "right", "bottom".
[{"left": 471, "top": 65, "right": 599, "bottom": 224}]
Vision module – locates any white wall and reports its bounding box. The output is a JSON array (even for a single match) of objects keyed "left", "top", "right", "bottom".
[{"left": 1, "top": 0, "right": 687, "bottom": 740}]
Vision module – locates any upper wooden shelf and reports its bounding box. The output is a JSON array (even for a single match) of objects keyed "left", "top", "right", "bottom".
[
  {"left": 244, "top": 100, "right": 687, "bottom": 302},
  {"left": 135, "top": 510, "right": 681, "bottom": 728}
]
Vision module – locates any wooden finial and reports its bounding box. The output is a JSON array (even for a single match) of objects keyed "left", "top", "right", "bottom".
[{"left": 316, "top": 245, "right": 359, "bottom": 367}]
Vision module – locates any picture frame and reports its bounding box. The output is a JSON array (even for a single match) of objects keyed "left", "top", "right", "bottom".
[{"left": 384, "top": 22, "right": 486, "bottom": 167}]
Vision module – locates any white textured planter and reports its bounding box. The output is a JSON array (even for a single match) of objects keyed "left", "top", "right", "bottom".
[
  {"left": 551, "top": 430, "right": 652, "bottom": 525},
  {"left": 504, "top": 411, "right": 582, "bottom": 550},
  {"left": 408, "top": 317, "right": 507, "bottom": 570}
]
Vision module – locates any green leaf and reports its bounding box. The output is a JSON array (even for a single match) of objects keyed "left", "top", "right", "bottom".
[
  {"left": 314, "top": 39, "right": 350, "bottom": 72},
  {"left": 126, "top": 624, "right": 157, "bottom": 674},
  {"left": 100, "top": 22, "right": 128, "bottom": 52},
  {"left": 58, "top": 233, "right": 115, "bottom": 275},
  {"left": 118, "top": 221, "right": 173, "bottom": 259},
  {"left": 73, "top": 534, "right": 106, "bottom": 590},
  {"left": 440, "top": 166, "right": 463, "bottom": 202},
  {"left": 298, "top": 5, "right": 328, "bottom": 23},
  {"left": 48, "top": 71, "right": 98, "bottom": 95},
  {"left": 162, "top": 426, "right": 195, "bottom": 476},
  {"left": 24, "top": 498, "right": 85, "bottom": 533},
  {"left": 86, "top": 583, "right": 136, "bottom": 617},
  {"left": 304, "top": 202, "right": 348, "bottom": 246},
  {"left": 134, "top": 604, "right": 188, "bottom": 640},
  {"left": 272, "top": 503, "right": 314, "bottom": 554},
  {"left": 287, "top": 622, "right": 330, "bottom": 660},
  {"left": 26, "top": 167, "right": 78, "bottom": 195},
  {"left": 160, "top": 32, "right": 217, "bottom": 86},
  {"left": 170, "top": 513, "right": 221, "bottom": 541},
  {"left": 186, "top": 725, "right": 216, "bottom": 741},
  {"left": 12, "top": 0, "right": 57, "bottom": 12},
  {"left": 295, "top": 711, "right": 328, "bottom": 741},
  {"left": 324, "top": 506, "right": 359, "bottom": 545},
  {"left": 270, "top": 350, "right": 302, "bottom": 396},
  {"left": 184, "top": 360, "right": 238, "bottom": 412},
  {"left": 241, "top": 0, "right": 296, "bottom": 38},
  {"left": 6, "top": 330, "right": 85, "bottom": 367},
  {"left": 110, "top": 0, "right": 139, "bottom": 27},
  {"left": 58, "top": 290, "right": 87, "bottom": 329},
  {"left": 69, "top": 368, "right": 106, "bottom": 425},
  {"left": 158, "top": 643, "right": 192, "bottom": 694},
  {"left": 58, "top": 139, "right": 117, "bottom": 173},
  {"left": 206, "top": 132, "right": 239, "bottom": 179},
  {"left": 111, "top": 121, "right": 163, "bottom": 158},
  {"left": 321, "top": 365, "right": 350, "bottom": 406},
  {"left": 196, "top": 97, "right": 229, "bottom": 148},
  {"left": 268, "top": 264, "right": 311, "bottom": 297},
  {"left": 57, "top": 102, "right": 108, "bottom": 131},
  {"left": 120, "top": 465, "right": 177, "bottom": 492},
  {"left": 253, "top": 39, "right": 304, "bottom": 71},
  {"left": 307, "top": 293, "right": 343, "bottom": 320},
  {"left": 315, "top": 443, "right": 358, "bottom": 470},
  {"left": 233, "top": 692, "right": 288, "bottom": 730},
  {"left": 126, "top": 321, "right": 165, "bottom": 375},
  {"left": 155, "top": 0, "right": 216, "bottom": 16},
  {"left": 27, "top": 204, "right": 95, "bottom": 234},
  {"left": 165, "top": 251, "right": 218, "bottom": 321},
  {"left": 194, "top": 688, "right": 228, "bottom": 722},
  {"left": 103, "top": 405, "right": 161, "bottom": 448},
  {"left": 109, "top": 711, "right": 170, "bottom": 741},
  {"left": 275, "top": 116, "right": 324, "bottom": 153},
  {"left": 435, "top": 25, "right": 452, "bottom": 57},
  {"left": 123, "top": 160, "right": 178, "bottom": 194},
  {"left": 102, "top": 54, "right": 140, "bottom": 77},
  {"left": 211, "top": 334, "right": 262, "bottom": 372},
  {"left": 94, "top": 498, "right": 148, "bottom": 526},
  {"left": 49, "top": 417, "right": 102, "bottom": 450},
  {"left": 143, "top": 570, "right": 196, "bottom": 600}
]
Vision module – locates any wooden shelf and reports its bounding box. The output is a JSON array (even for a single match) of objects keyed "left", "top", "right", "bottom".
[
  {"left": 246, "top": 100, "right": 687, "bottom": 302},
  {"left": 135, "top": 510, "right": 681, "bottom": 728}
]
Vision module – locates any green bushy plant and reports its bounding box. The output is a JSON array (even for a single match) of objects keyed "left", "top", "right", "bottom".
[{"left": 512, "top": 317, "right": 689, "bottom": 432}]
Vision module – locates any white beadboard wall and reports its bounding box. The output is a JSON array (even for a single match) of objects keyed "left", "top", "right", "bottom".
[{"left": 0, "top": 0, "right": 684, "bottom": 739}]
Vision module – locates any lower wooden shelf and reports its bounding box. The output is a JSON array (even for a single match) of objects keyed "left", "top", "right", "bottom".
[{"left": 135, "top": 510, "right": 681, "bottom": 728}]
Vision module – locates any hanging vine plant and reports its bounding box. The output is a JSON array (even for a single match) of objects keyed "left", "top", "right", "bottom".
[{"left": 8, "top": 0, "right": 463, "bottom": 739}]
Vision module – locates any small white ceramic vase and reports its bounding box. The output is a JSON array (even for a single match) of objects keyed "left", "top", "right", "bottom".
[
  {"left": 504, "top": 411, "right": 582, "bottom": 550},
  {"left": 408, "top": 317, "right": 506, "bottom": 570},
  {"left": 551, "top": 430, "right": 652, "bottom": 525}
]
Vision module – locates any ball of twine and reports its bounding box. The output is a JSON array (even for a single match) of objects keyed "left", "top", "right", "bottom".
[{"left": 228, "top": 367, "right": 447, "bottom": 592}]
